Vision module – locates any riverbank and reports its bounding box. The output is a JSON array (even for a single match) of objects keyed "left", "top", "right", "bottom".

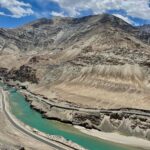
[
  {"left": 1, "top": 87, "right": 86, "bottom": 150},
  {"left": 21, "top": 87, "right": 150, "bottom": 140},
  {"left": 0, "top": 89, "right": 57, "bottom": 150},
  {"left": 75, "top": 126, "right": 150, "bottom": 150}
]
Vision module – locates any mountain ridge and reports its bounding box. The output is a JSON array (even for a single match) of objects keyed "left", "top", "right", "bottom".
[{"left": 0, "top": 13, "right": 150, "bottom": 109}]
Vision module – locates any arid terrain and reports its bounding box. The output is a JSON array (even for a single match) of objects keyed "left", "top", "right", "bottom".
[
  {"left": 0, "top": 113, "right": 56, "bottom": 150},
  {"left": 0, "top": 14, "right": 150, "bottom": 148},
  {"left": 0, "top": 91, "right": 54, "bottom": 150},
  {"left": 0, "top": 14, "right": 150, "bottom": 109}
]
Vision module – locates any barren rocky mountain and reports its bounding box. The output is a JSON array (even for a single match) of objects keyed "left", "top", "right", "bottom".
[{"left": 0, "top": 14, "right": 150, "bottom": 109}]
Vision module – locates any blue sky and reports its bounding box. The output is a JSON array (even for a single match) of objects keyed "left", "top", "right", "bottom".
[{"left": 0, "top": 0, "right": 150, "bottom": 28}]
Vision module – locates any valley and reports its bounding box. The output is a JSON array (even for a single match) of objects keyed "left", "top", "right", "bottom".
[{"left": 0, "top": 14, "right": 150, "bottom": 149}]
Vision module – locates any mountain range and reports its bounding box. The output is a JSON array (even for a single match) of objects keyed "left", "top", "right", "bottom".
[{"left": 0, "top": 14, "right": 150, "bottom": 109}]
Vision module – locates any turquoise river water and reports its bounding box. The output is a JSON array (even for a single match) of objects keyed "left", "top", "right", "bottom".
[{"left": 1, "top": 83, "right": 138, "bottom": 150}]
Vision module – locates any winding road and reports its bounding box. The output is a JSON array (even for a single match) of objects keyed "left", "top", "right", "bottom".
[{"left": 0, "top": 88, "right": 79, "bottom": 150}]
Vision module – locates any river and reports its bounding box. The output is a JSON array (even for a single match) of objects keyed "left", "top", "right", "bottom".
[{"left": 1, "top": 83, "right": 138, "bottom": 150}]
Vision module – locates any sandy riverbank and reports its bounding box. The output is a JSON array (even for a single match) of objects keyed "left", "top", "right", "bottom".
[
  {"left": 74, "top": 126, "right": 150, "bottom": 150},
  {"left": 0, "top": 90, "right": 55, "bottom": 150},
  {"left": 1, "top": 88, "right": 86, "bottom": 150}
]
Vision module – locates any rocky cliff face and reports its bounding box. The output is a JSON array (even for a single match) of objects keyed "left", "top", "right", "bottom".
[
  {"left": 138, "top": 25, "right": 150, "bottom": 44},
  {"left": 0, "top": 14, "right": 150, "bottom": 109}
]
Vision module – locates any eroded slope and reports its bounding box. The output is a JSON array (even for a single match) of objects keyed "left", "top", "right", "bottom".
[{"left": 0, "top": 14, "right": 150, "bottom": 109}]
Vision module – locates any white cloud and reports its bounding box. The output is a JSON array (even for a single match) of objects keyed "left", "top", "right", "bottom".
[
  {"left": 50, "top": 0, "right": 150, "bottom": 20},
  {"left": 51, "top": 11, "right": 65, "bottom": 17},
  {"left": 0, "top": 12, "right": 7, "bottom": 16},
  {"left": 0, "top": 0, "right": 34, "bottom": 18},
  {"left": 113, "top": 14, "right": 134, "bottom": 25}
]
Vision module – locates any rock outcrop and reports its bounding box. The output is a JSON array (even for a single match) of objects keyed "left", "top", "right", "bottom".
[
  {"left": 21, "top": 90, "right": 150, "bottom": 141},
  {"left": 0, "top": 143, "right": 25, "bottom": 150}
]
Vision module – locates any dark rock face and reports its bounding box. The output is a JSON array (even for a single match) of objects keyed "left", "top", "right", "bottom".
[
  {"left": 0, "top": 66, "right": 38, "bottom": 83},
  {"left": 137, "top": 25, "right": 150, "bottom": 44},
  {"left": 110, "top": 112, "right": 124, "bottom": 120},
  {"left": 0, "top": 68, "right": 8, "bottom": 77},
  {"left": 12, "top": 65, "right": 38, "bottom": 83},
  {"left": 73, "top": 112, "right": 101, "bottom": 126}
]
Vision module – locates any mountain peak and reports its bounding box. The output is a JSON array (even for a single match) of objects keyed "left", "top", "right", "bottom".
[{"left": 23, "top": 13, "right": 132, "bottom": 29}]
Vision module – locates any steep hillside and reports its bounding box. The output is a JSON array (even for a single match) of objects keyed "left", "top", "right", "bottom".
[
  {"left": 138, "top": 25, "right": 150, "bottom": 44},
  {"left": 0, "top": 14, "right": 150, "bottom": 109}
]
